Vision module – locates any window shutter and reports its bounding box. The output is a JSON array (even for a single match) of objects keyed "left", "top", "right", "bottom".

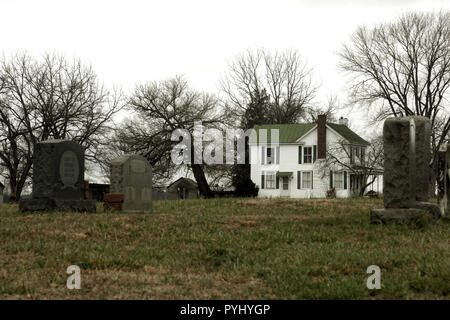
[
  {"left": 298, "top": 146, "right": 302, "bottom": 164},
  {"left": 297, "top": 171, "right": 301, "bottom": 189},
  {"left": 276, "top": 146, "right": 280, "bottom": 164},
  {"left": 261, "top": 172, "right": 265, "bottom": 189},
  {"left": 344, "top": 171, "right": 347, "bottom": 190},
  {"left": 330, "top": 170, "right": 333, "bottom": 188},
  {"left": 261, "top": 146, "right": 265, "bottom": 165},
  {"left": 313, "top": 145, "right": 317, "bottom": 162},
  {"left": 276, "top": 175, "right": 279, "bottom": 189},
  {"left": 311, "top": 171, "right": 313, "bottom": 189},
  {"left": 350, "top": 146, "right": 354, "bottom": 164}
]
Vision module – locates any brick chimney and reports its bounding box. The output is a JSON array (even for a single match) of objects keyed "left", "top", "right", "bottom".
[{"left": 317, "top": 114, "right": 327, "bottom": 159}]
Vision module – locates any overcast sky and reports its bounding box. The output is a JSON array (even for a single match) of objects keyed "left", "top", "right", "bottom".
[{"left": 1, "top": 0, "right": 449, "bottom": 135}]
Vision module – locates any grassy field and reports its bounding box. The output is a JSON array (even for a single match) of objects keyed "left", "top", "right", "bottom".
[{"left": 0, "top": 197, "right": 448, "bottom": 299}]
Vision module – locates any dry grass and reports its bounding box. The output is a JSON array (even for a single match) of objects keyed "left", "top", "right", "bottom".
[{"left": 0, "top": 197, "right": 448, "bottom": 299}]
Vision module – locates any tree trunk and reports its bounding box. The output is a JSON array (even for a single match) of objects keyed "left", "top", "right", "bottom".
[
  {"left": 189, "top": 139, "right": 214, "bottom": 198},
  {"left": 191, "top": 163, "right": 214, "bottom": 198},
  {"left": 8, "top": 176, "right": 19, "bottom": 203},
  {"left": 359, "top": 187, "right": 365, "bottom": 197}
]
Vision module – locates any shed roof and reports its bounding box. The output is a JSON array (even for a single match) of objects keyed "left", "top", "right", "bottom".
[{"left": 167, "top": 177, "right": 198, "bottom": 191}]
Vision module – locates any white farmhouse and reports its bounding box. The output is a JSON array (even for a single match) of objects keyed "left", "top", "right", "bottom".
[{"left": 249, "top": 115, "right": 380, "bottom": 198}]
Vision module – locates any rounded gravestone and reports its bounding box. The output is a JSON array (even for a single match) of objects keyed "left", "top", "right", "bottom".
[{"left": 110, "top": 154, "right": 152, "bottom": 213}]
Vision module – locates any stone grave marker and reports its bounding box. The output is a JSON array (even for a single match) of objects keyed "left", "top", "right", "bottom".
[
  {"left": 110, "top": 154, "right": 152, "bottom": 213},
  {"left": 437, "top": 143, "right": 450, "bottom": 216},
  {"left": 370, "top": 116, "right": 441, "bottom": 224},
  {"left": 0, "top": 182, "right": 4, "bottom": 205},
  {"left": 19, "top": 140, "right": 96, "bottom": 212}
]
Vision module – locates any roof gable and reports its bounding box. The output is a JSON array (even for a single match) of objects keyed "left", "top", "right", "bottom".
[{"left": 327, "top": 123, "right": 370, "bottom": 146}]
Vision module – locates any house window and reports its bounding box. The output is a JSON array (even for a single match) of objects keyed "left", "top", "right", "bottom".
[
  {"left": 355, "top": 146, "right": 360, "bottom": 159},
  {"left": 266, "top": 147, "right": 275, "bottom": 164},
  {"left": 301, "top": 171, "right": 313, "bottom": 189},
  {"left": 303, "top": 147, "right": 312, "bottom": 164},
  {"left": 334, "top": 172, "right": 344, "bottom": 189},
  {"left": 265, "top": 172, "right": 276, "bottom": 189}
]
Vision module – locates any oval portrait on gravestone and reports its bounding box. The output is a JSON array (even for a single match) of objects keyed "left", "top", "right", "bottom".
[{"left": 59, "top": 150, "right": 79, "bottom": 188}]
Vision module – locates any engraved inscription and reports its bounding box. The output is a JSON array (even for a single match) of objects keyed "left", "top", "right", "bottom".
[
  {"left": 130, "top": 160, "right": 146, "bottom": 173},
  {"left": 59, "top": 150, "right": 79, "bottom": 188}
]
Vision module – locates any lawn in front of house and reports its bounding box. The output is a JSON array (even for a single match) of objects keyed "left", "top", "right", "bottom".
[{"left": 0, "top": 197, "right": 448, "bottom": 299}]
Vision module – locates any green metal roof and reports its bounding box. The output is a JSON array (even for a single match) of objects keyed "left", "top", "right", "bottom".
[
  {"left": 250, "top": 122, "right": 369, "bottom": 146},
  {"left": 251, "top": 123, "right": 315, "bottom": 144},
  {"left": 276, "top": 172, "right": 293, "bottom": 177},
  {"left": 327, "top": 123, "right": 370, "bottom": 146}
]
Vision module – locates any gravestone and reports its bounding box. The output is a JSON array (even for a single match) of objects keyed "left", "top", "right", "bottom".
[
  {"left": 19, "top": 140, "right": 96, "bottom": 212},
  {"left": 110, "top": 154, "right": 152, "bottom": 213},
  {"left": 370, "top": 116, "right": 441, "bottom": 224},
  {"left": 0, "top": 182, "right": 4, "bottom": 205},
  {"left": 437, "top": 143, "right": 450, "bottom": 216}
]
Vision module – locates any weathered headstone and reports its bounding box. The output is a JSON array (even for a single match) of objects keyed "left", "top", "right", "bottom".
[
  {"left": 371, "top": 116, "right": 441, "bottom": 224},
  {"left": 0, "top": 182, "right": 4, "bottom": 205},
  {"left": 110, "top": 154, "right": 152, "bottom": 213},
  {"left": 437, "top": 143, "right": 450, "bottom": 216},
  {"left": 19, "top": 140, "right": 96, "bottom": 212}
]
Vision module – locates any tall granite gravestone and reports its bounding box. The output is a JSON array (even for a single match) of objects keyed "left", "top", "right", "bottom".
[
  {"left": 19, "top": 140, "right": 96, "bottom": 212},
  {"left": 437, "top": 143, "right": 450, "bottom": 216},
  {"left": 370, "top": 116, "right": 441, "bottom": 224},
  {"left": 110, "top": 154, "right": 152, "bottom": 213}
]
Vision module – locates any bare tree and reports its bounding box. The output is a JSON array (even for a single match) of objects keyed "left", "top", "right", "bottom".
[
  {"left": 123, "top": 76, "right": 225, "bottom": 198},
  {"left": 306, "top": 95, "right": 340, "bottom": 123},
  {"left": 221, "top": 48, "right": 318, "bottom": 126},
  {"left": 339, "top": 11, "right": 450, "bottom": 194},
  {"left": 318, "top": 136, "right": 384, "bottom": 196},
  {"left": 0, "top": 52, "right": 124, "bottom": 201}
]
